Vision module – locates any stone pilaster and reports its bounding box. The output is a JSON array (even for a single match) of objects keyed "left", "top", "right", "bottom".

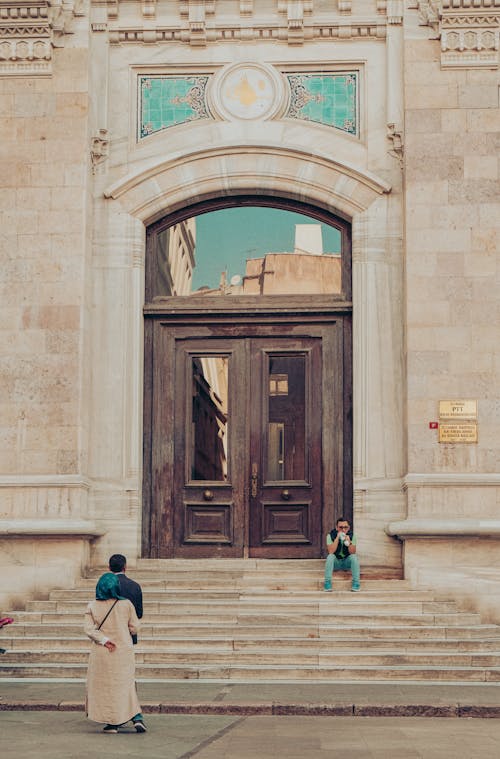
[
  {"left": 352, "top": 193, "right": 405, "bottom": 567},
  {"left": 88, "top": 200, "right": 145, "bottom": 562}
]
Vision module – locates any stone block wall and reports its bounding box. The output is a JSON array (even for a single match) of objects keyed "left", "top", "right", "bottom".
[
  {"left": 402, "top": 11, "right": 500, "bottom": 588},
  {"left": 0, "top": 535, "right": 91, "bottom": 610},
  {"left": 0, "top": 32, "right": 89, "bottom": 484},
  {"left": 404, "top": 33, "right": 499, "bottom": 482},
  {"left": 0, "top": 14, "right": 93, "bottom": 606},
  {"left": 0, "top": 39, "right": 90, "bottom": 488}
]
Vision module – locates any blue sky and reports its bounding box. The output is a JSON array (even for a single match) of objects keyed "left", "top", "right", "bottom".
[{"left": 191, "top": 207, "right": 341, "bottom": 290}]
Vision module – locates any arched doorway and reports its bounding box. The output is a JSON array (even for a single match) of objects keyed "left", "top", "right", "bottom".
[{"left": 142, "top": 195, "right": 352, "bottom": 558}]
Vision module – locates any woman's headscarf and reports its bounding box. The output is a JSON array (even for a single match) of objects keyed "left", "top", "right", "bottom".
[{"left": 95, "top": 572, "right": 126, "bottom": 601}]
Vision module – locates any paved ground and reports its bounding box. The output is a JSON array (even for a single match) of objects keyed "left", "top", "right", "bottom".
[
  {"left": 3, "top": 680, "right": 500, "bottom": 758},
  {"left": 3, "top": 711, "right": 500, "bottom": 758}
]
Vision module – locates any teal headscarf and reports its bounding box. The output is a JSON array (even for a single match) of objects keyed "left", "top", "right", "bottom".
[{"left": 95, "top": 572, "right": 126, "bottom": 601}]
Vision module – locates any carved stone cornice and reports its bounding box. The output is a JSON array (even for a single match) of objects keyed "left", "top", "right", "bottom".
[
  {"left": 99, "top": 0, "right": 391, "bottom": 46},
  {"left": 107, "top": 21, "right": 388, "bottom": 46},
  {"left": 0, "top": 0, "right": 83, "bottom": 75},
  {"left": 418, "top": 0, "right": 500, "bottom": 68}
]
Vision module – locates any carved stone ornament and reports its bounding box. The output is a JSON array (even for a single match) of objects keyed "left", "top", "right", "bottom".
[
  {"left": 178, "top": 0, "right": 215, "bottom": 46},
  {"left": 386, "top": 0, "right": 403, "bottom": 24},
  {"left": 418, "top": 0, "right": 500, "bottom": 68},
  {"left": 387, "top": 122, "right": 404, "bottom": 166},
  {"left": 0, "top": 0, "right": 84, "bottom": 75},
  {"left": 90, "top": 128, "right": 110, "bottom": 170},
  {"left": 208, "top": 62, "right": 286, "bottom": 122}
]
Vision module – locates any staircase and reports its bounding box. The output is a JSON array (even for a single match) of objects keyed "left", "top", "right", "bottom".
[{"left": 2, "top": 560, "right": 500, "bottom": 683}]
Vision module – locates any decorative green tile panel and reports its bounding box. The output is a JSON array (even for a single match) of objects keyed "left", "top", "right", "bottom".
[
  {"left": 139, "top": 75, "right": 211, "bottom": 138},
  {"left": 285, "top": 73, "right": 358, "bottom": 135}
]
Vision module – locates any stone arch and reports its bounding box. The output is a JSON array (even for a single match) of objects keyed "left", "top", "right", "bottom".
[
  {"left": 103, "top": 143, "right": 391, "bottom": 225},
  {"left": 91, "top": 140, "right": 403, "bottom": 565}
]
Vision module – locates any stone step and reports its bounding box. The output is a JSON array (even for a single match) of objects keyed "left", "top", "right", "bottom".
[
  {"left": 4, "top": 648, "right": 500, "bottom": 668},
  {"left": 3, "top": 634, "right": 500, "bottom": 652},
  {"left": 4, "top": 623, "right": 500, "bottom": 640},
  {"left": 3, "top": 635, "right": 500, "bottom": 654},
  {"left": 78, "top": 572, "right": 375, "bottom": 578},
  {"left": 79, "top": 567, "right": 403, "bottom": 585},
  {"left": 7, "top": 610, "right": 483, "bottom": 626},
  {"left": 49, "top": 588, "right": 438, "bottom": 600},
  {"left": 76, "top": 570, "right": 411, "bottom": 592},
  {"left": 24, "top": 599, "right": 460, "bottom": 614},
  {"left": 2, "top": 662, "right": 500, "bottom": 682},
  {"left": 76, "top": 582, "right": 408, "bottom": 593},
  {"left": 1, "top": 569, "right": 499, "bottom": 685},
  {"left": 132, "top": 560, "right": 402, "bottom": 576}
]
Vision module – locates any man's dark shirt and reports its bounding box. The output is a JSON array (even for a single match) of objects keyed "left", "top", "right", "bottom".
[{"left": 116, "top": 573, "right": 143, "bottom": 644}]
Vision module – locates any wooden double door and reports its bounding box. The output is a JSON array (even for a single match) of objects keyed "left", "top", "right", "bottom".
[{"left": 143, "top": 313, "right": 351, "bottom": 558}]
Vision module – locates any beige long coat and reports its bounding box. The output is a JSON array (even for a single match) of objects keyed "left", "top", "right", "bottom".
[{"left": 84, "top": 598, "right": 141, "bottom": 725}]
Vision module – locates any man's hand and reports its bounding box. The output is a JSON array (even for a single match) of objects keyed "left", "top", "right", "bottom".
[{"left": 104, "top": 641, "right": 116, "bottom": 652}]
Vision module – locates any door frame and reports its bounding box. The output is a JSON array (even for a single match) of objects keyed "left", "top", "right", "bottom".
[
  {"left": 142, "top": 194, "right": 352, "bottom": 558},
  {"left": 142, "top": 300, "right": 352, "bottom": 558}
]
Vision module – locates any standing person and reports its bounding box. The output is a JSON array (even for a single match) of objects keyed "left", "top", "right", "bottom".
[
  {"left": 0, "top": 616, "right": 14, "bottom": 654},
  {"left": 109, "top": 553, "right": 143, "bottom": 645},
  {"left": 323, "top": 516, "right": 361, "bottom": 592},
  {"left": 84, "top": 572, "right": 147, "bottom": 734}
]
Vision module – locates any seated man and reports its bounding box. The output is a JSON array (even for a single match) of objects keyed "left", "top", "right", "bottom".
[{"left": 323, "top": 516, "right": 360, "bottom": 592}]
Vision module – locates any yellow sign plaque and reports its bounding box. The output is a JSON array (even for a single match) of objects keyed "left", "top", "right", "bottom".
[
  {"left": 438, "top": 421, "right": 478, "bottom": 444},
  {"left": 439, "top": 400, "right": 477, "bottom": 420}
]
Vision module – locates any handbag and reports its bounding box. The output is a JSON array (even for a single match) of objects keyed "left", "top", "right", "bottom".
[{"left": 96, "top": 599, "right": 118, "bottom": 630}]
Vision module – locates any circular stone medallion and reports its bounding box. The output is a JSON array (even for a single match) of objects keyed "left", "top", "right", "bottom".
[{"left": 210, "top": 63, "right": 284, "bottom": 122}]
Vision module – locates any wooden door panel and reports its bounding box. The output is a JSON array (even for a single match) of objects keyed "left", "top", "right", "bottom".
[
  {"left": 249, "top": 338, "right": 322, "bottom": 558},
  {"left": 149, "top": 321, "right": 176, "bottom": 558},
  {"left": 183, "top": 502, "right": 233, "bottom": 544},
  {"left": 172, "top": 337, "right": 246, "bottom": 557},
  {"left": 260, "top": 501, "right": 311, "bottom": 544}
]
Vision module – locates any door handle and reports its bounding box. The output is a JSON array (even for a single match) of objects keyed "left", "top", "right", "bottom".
[
  {"left": 281, "top": 489, "right": 290, "bottom": 500},
  {"left": 251, "top": 463, "right": 258, "bottom": 498}
]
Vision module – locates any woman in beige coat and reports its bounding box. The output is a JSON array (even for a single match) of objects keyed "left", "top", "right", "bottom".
[{"left": 84, "top": 572, "right": 146, "bottom": 734}]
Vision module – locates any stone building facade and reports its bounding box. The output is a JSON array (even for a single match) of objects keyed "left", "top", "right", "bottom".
[{"left": 1, "top": 0, "right": 499, "bottom": 615}]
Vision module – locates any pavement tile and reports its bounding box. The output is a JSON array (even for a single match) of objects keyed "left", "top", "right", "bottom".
[
  {"left": 354, "top": 704, "right": 458, "bottom": 717},
  {"left": 159, "top": 702, "right": 273, "bottom": 715},
  {"left": 272, "top": 702, "right": 353, "bottom": 715},
  {"left": 457, "top": 704, "right": 500, "bottom": 718},
  {"left": 57, "top": 701, "right": 84, "bottom": 711},
  {"left": 0, "top": 700, "right": 60, "bottom": 711}
]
